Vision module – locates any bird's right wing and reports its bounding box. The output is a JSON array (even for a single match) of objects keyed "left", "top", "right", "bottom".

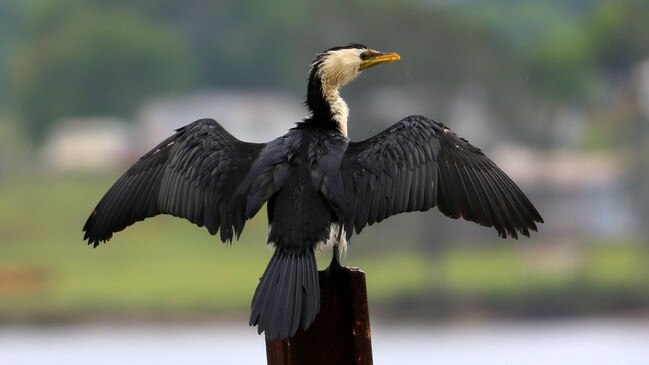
[
  {"left": 83, "top": 118, "right": 265, "bottom": 246},
  {"left": 339, "top": 115, "right": 543, "bottom": 239}
]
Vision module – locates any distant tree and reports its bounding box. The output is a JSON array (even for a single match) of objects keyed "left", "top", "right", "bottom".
[
  {"left": 0, "top": 1, "right": 22, "bottom": 106},
  {"left": 588, "top": 1, "right": 649, "bottom": 76},
  {"left": 585, "top": 1, "right": 649, "bottom": 237},
  {"left": 523, "top": 26, "right": 596, "bottom": 104},
  {"left": 9, "top": 2, "right": 193, "bottom": 140}
]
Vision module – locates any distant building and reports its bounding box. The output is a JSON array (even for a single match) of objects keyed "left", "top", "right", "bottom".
[
  {"left": 136, "top": 90, "right": 306, "bottom": 153},
  {"left": 42, "top": 90, "right": 307, "bottom": 173},
  {"left": 42, "top": 117, "right": 131, "bottom": 173},
  {"left": 490, "top": 146, "right": 633, "bottom": 238}
]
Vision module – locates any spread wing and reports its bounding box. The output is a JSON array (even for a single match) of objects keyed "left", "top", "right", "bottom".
[
  {"left": 83, "top": 118, "right": 265, "bottom": 246},
  {"left": 340, "top": 115, "right": 543, "bottom": 239}
]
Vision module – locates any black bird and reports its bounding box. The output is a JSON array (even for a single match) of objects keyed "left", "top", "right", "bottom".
[{"left": 83, "top": 44, "right": 543, "bottom": 340}]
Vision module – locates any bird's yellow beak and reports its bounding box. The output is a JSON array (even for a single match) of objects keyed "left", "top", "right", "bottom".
[{"left": 359, "top": 52, "right": 401, "bottom": 71}]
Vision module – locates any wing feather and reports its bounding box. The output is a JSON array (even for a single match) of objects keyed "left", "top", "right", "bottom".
[
  {"left": 340, "top": 115, "right": 543, "bottom": 239},
  {"left": 83, "top": 118, "right": 265, "bottom": 246}
]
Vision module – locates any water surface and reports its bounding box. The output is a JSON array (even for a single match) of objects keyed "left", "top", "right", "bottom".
[{"left": 1, "top": 319, "right": 648, "bottom": 364}]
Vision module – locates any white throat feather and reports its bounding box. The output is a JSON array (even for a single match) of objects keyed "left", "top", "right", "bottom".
[{"left": 314, "top": 49, "right": 364, "bottom": 137}]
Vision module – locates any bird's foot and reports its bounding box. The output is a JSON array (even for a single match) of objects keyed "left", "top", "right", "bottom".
[{"left": 321, "top": 250, "right": 346, "bottom": 285}]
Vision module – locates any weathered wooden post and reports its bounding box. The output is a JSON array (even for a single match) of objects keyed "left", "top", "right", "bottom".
[{"left": 265, "top": 266, "right": 373, "bottom": 365}]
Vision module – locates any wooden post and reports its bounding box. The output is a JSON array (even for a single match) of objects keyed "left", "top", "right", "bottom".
[{"left": 266, "top": 266, "right": 373, "bottom": 365}]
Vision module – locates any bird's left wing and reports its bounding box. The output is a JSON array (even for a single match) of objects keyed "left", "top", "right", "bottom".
[
  {"left": 339, "top": 115, "right": 543, "bottom": 239},
  {"left": 83, "top": 118, "right": 265, "bottom": 246}
]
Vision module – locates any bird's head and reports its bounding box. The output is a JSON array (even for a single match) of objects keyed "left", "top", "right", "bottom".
[
  {"left": 304, "top": 44, "right": 400, "bottom": 135},
  {"left": 310, "top": 44, "right": 401, "bottom": 89}
]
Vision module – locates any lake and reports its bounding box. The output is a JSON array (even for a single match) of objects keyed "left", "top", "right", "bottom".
[{"left": 1, "top": 319, "right": 648, "bottom": 364}]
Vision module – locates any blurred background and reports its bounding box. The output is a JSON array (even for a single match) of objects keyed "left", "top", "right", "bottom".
[{"left": 1, "top": 0, "right": 649, "bottom": 364}]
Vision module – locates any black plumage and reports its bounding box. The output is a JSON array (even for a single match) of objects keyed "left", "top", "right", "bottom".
[
  {"left": 83, "top": 120, "right": 264, "bottom": 244},
  {"left": 83, "top": 44, "right": 543, "bottom": 340}
]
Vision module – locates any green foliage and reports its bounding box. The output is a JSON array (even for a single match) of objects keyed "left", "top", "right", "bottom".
[
  {"left": 523, "top": 24, "right": 596, "bottom": 103},
  {"left": 2, "top": 0, "right": 649, "bottom": 145},
  {"left": 588, "top": 1, "right": 649, "bottom": 74},
  {"left": 9, "top": 1, "right": 193, "bottom": 140}
]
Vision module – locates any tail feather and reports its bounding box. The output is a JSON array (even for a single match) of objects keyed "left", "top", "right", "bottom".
[{"left": 249, "top": 249, "right": 319, "bottom": 340}]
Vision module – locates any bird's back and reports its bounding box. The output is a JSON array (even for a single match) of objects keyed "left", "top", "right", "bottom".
[
  {"left": 263, "top": 127, "right": 345, "bottom": 252},
  {"left": 248, "top": 127, "right": 347, "bottom": 339}
]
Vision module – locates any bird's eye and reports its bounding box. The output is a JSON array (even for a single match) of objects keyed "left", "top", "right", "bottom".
[{"left": 360, "top": 52, "right": 371, "bottom": 61}]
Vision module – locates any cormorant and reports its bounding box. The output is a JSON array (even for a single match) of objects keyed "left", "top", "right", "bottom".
[{"left": 83, "top": 44, "right": 543, "bottom": 340}]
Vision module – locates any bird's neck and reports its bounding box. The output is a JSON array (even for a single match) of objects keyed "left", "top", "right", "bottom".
[
  {"left": 321, "top": 84, "right": 349, "bottom": 137},
  {"left": 305, "top": 73, "right": 348, "bottom": 137}
]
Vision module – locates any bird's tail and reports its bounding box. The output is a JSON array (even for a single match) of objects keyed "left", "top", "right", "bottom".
[{"left": 249, "top": 248, "right": 320, "bottom": 340}]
